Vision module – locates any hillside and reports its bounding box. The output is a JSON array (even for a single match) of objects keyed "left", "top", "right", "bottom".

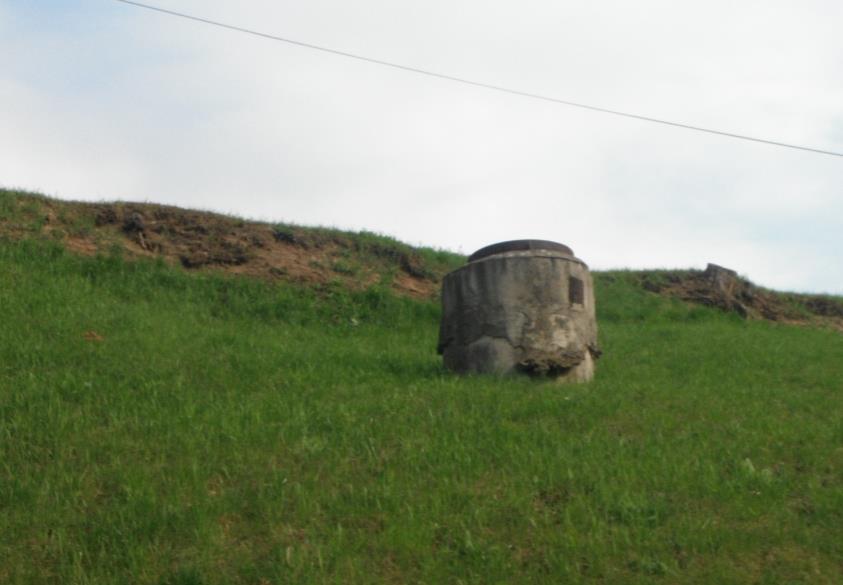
[
  {"left": 1, "top": 188, "right": 842, "bottom": 584},
  {"left": 0, "top": 188, "right": 464, "bottom": 300},
  {"left": 2, "top": 188, "right": 841, "bottom": 327}
]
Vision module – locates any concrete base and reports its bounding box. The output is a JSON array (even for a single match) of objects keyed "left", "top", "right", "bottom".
[{"left": 438, "top": 247, "right": 599, "bottom": 383}]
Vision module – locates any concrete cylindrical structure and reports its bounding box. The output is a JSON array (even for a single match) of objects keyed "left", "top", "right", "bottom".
[{"left": 437, "top": 240, "right": 599, "bottom": 382}]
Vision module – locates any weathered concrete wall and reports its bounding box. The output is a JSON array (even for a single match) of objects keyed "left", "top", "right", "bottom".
[{"left": 437, "top": 246, "right": 599, "bottom": 382}]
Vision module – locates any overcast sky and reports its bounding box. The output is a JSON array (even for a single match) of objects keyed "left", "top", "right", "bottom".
[{"left": 2, "top": 1, "right": 842, "bottom": 293}]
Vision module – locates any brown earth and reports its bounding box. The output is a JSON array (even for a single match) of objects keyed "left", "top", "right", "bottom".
[
  {"left": 637, "top": 263, "right": 843, "bottom": 331},
  {"left": 1, "top": 194, "right": 457, "bottom": 300}
]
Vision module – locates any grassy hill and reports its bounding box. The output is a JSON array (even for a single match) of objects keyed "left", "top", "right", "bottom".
[
  {"left": 0, "top": 188, "right": 464, "bottom": 300},
  {"left": 1, "top": 189, "right": 842, "bottom": 584}
]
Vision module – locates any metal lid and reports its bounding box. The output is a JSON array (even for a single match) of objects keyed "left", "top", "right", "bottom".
[{"left": 468, "top": 239, "right": 574, "bottom": 263}]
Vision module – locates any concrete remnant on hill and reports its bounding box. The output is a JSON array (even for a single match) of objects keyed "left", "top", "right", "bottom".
[
  {"left": 683, "top": 263, "right": 757, "bottom": 318},
  {"left": 123, "top": 212, "right": 146, "bottom": 233},
  {"left": 639, "top": 263, "right": 802, "bottom": 321},
  {"left": 437, "top": 240, "right": 600, "bottom": 383}
]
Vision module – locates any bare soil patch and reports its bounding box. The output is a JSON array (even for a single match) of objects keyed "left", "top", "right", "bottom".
[
  {"left": 638, "top": 263, "right": 843, "bottom": 330},
  {"left": 5, "top": 196, "right": 447, "bottom": 299}
]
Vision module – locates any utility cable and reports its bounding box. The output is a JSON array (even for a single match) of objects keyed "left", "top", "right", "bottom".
[{"left": 111, "top": 0, "right": 843, "bottom": 158}]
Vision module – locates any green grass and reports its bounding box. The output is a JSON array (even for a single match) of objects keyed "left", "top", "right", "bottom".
[{"left": 1, "top": 238, "right": 842, "bottom": 584}]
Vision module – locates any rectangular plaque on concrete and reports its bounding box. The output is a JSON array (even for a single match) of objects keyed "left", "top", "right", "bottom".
[{"left": 569, "top": 276, "right": 584, "bottom": 305}]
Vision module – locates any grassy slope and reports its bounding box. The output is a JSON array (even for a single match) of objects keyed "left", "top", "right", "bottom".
[
  {"left": 0, "top": 187, "right": 465, "bottom": 298},
  {"left": 1, "top": 196, "right": 842, "bottom": 583}
]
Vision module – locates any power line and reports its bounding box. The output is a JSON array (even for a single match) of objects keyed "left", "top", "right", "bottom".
[{"left": 112, "top": 0, "right": 842, "bottom": 158}]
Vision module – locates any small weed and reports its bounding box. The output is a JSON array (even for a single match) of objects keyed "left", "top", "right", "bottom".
[
  {"left": 0, "top": 189, "right": 19, "bottom": 220},
  {"left": 69, "top": 214, "right": 96, "bottom": 237},
  {"left": 331, "top": 259, "right": 358, "bottom": 276},
  {"left": 19, "top": 197, "right": 42, "bottom": 216},
  {"left": 29, "top": 215, "right": 48, "bottom": 232}
]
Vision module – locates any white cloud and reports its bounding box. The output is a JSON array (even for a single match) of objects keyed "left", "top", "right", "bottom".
[{"left": 1, "top": 0, "right": 842, "bottom": 292}]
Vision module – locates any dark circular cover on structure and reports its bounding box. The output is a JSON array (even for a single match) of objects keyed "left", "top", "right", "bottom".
[{"left": 468, "top": 239, "right": 574, "bottom": 263}]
